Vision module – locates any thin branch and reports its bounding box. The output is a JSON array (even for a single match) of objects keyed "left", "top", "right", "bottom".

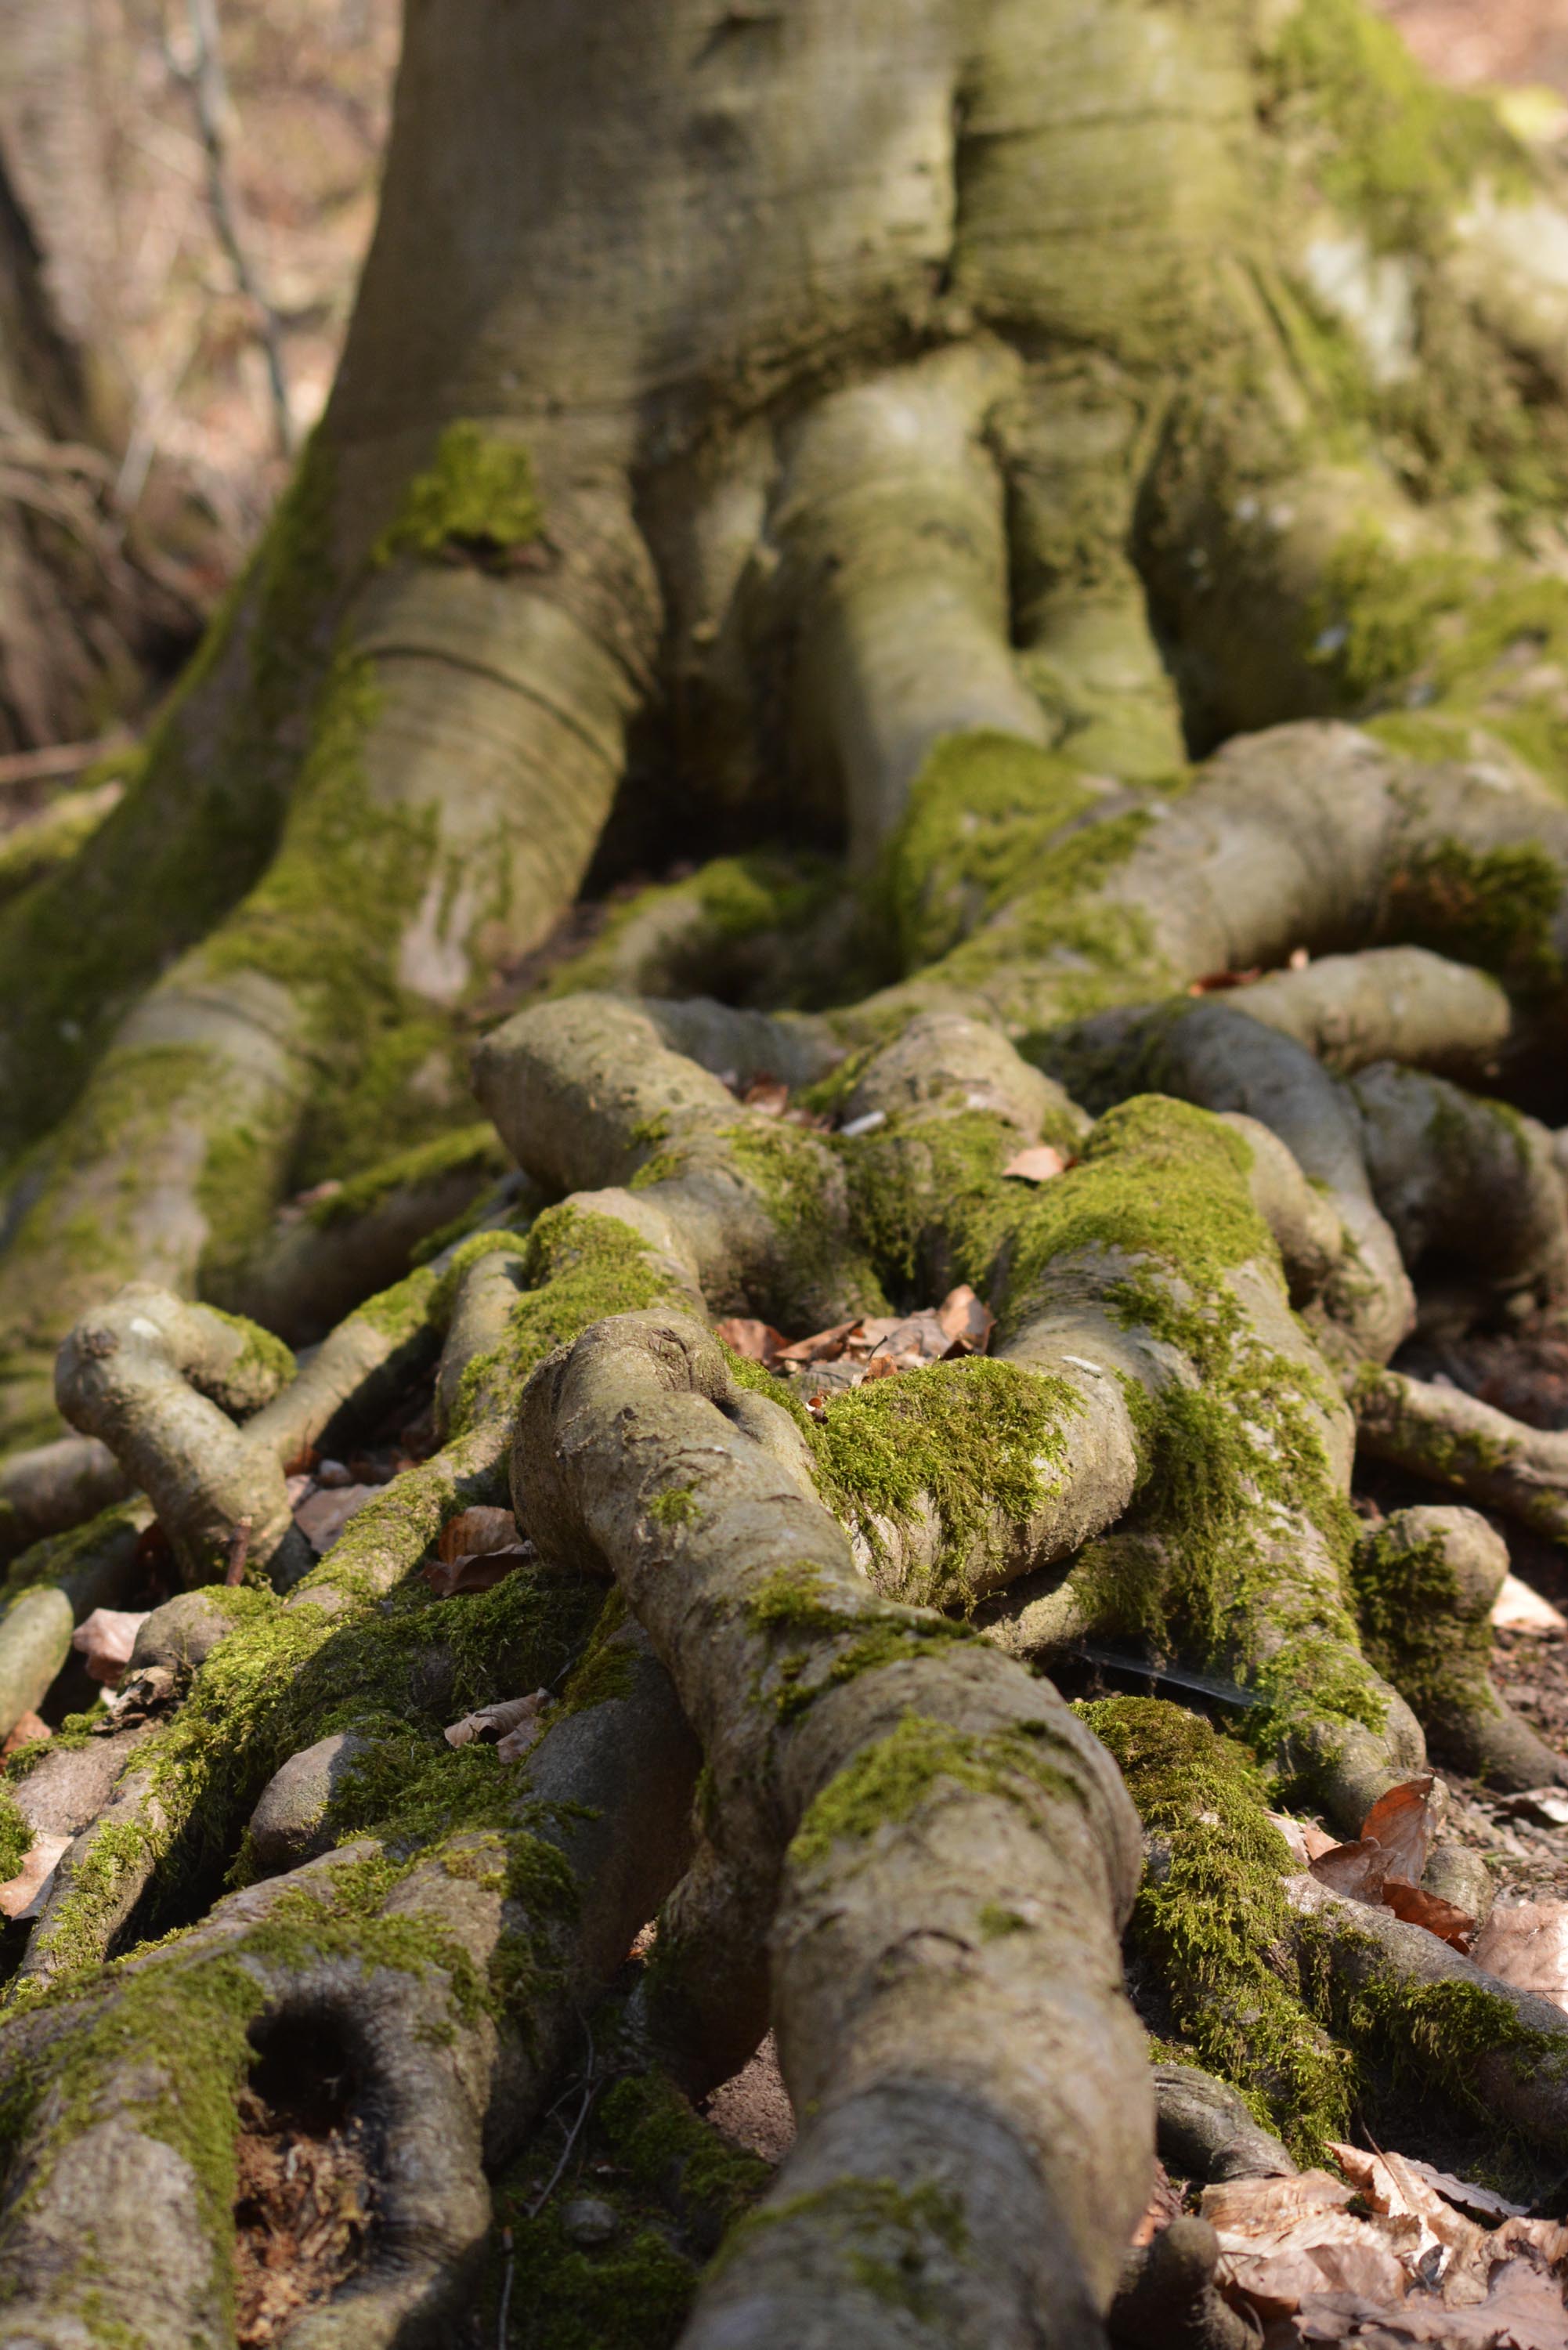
[
  {"left": 0, "top": 735, "right": 134, "bottom": 792},
  {"left": 171, "top": 0, "right": 293, "bottom": 456}
]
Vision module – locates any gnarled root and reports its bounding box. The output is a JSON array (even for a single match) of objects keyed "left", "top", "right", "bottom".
[
  {"left": 1355, "top": 1365, "right": 1568, "bottom": 1547},
  {"left": 518, "top": 1307, "right": 1153, "bottom": 2345},
  {"left": 0, "top": 1614, "right": 697, "bottom": 2349}
]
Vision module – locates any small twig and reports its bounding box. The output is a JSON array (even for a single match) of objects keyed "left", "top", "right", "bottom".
[
  {"left": 172, "top": 0, "right": 293, "bottom": 455},
  {"left": 525, "top": 2013, "right": 598, "bottom": 2221},
  {"left": 224, "top": 1516, "right": 253, "bottom": 1586}
]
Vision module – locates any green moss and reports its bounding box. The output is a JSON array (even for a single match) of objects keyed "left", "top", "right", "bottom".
[
  {"left": 788, "top": 1712, "right": 1078, "bottom": 1875},
  {"left": 709, "top": 2176, "right": 967, "bottom": 2304},
  {"left": 198, "top": 1304, "right": 297, "bottom": 1401},
  {"left": 600, "top": 2070, "right": 769, "bottom": 2229},
  {"left": 445, "top": 1204, "right": 687, "bottom": 1440},
  {"left": 649, "top": 1485, "right": 699, "bottom": 1531},
  {"left": 1265, "top": 0, "right": 1534, "bottom": 255},
  {"left": 1386, "top": 837, "right": 1562, "bottom": 992},
  {"left": 303, "top": 1122, "right": 509, "bottom": 1230},
  {"left": 1086, "top": 1696, "right": 1351, "bottom": 2157},
  {"left": 889, "top": 731, "right": 1101, "bottom": 969},
  {"left": 840, "top": 1109, "right": 1035, "bottom": 1298},
  {"left": 807, "top": 1357, "right": 1080, "bottom": 1606},
  {"left": 376, "top": 421, "right": 544, "bottom": 565},
  {"left": 0, "top": 1774, "right": 30, "bottom": 1881},
  {"left": 1349, "top": 1525, "right": 1498, "bottom": 1723}
]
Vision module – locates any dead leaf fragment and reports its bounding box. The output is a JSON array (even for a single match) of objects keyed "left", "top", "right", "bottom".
[
  {"left": 1310, "top": 1835, "right": 1390, "bottom": 1904},
  {"left": 1187, "top": 967, "right": 1263, "bottom": 995},
  {"left": 71, "top": 1607, "right": 150, "bottom": 1687},
  {"left": 742, "top": 1076, "right": 789, "bottom": 1117},
  {"left": 935, "top": 1284, "right": 995, "bottom": 1354},
  {"left": 776, "top": 1319, "right": 861, "bottom": 1365},
  {"left": 2, "top": 1710, "right": 50, "bottom": 1759},
  {"left": 1001, "top": 1144, "right": 1070, "bottom": 1183},
  {"left": 445, "top": 1692, "right": 551, "bottom": 1752},
  {"left": 421, "top": 1544, "right": 533, "bottom": 1599},
  {"left": 0, "top": 1829, "right": 71, "bottom": 1920},
  {"left": 1471, "top": 1900, "right": 1568, "bottom": 2015},
  {"left": 292, "top": 1484, "right": 381, "bottom": 1556},
  {"left": 1360, "top": 1776, "right": 1438, "bottom": 1885},
  {"left": 437, "top": 1506, "right": 518, "bottom": 1564},
  {"left": 1270, "top": 1811, "right": 1340, "bottom": 1867},
  {"left": 714, "top": 1318, "right": 787, "bottom": 1368},
  {"left": 1394, "top": 2158, "right": 1526, "bottom": 2226},
  {"left": 1380, "top": 1877, "right": 1475, "bottom": 1953},
  {"left": 1491, "top": 1574, "right": 1567, "bottom": 1635}
]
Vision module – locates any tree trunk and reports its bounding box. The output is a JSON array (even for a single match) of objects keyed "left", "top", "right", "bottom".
[{"left": 2, "top": 4, "right": 1568, "bottom": 2343}]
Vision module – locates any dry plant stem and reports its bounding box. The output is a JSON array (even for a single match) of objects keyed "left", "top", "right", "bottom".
[
  {"left": 518, "top": 1309, "right": 1153, "bottom": 2346},
  {"left": 1286, "top": 1874, "right": 1568, "bottom": 2150},
  {"left": 1355, "top": 1365, "right": 1568, "bottom": 1545},
  {"left": 1228, "top": 949, "right": 1513, "bottom": 1083},
  {"left": 0, "top": 1618, "right": 698, "bottom": 2350}
]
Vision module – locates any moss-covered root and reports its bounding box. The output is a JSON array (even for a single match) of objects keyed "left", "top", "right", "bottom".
[
  {"left": 473, "top": 992, "right": 886, "bottom": 1330},
  {"left": 766, "top": 342, "right": 1053, "bottom": 864},
  {"left": 1053, "top": 997, "right": 1414, "bottom": 1366},
  {"left": 1286, "top": 1873, "right": 1568, "bottom": 2157},
  {"left": 215, "top": 1120, "right": 517, "bottom": 1346},
  {"left": 55, "top": 1282, "right": 311, "bottom": 1591},
  {"left": 1355, "top": 1362, "right": 1568, "bottom": 1546},
  {"left": 858, "top": 720, "right": 1568, "bottom": 1049},
  {"left": 0, "top": 1621, "right": 698, "bottom": 2350},
  {"left": 1151, "top": 2064, "right": 1296, "bottom": 2185},
  {"left": 0, "top": 1431, "right": 129, "bottom": 1562},
  {"left": 1228, "top": 946, "right": 1512, "bottom": 1082},
  {"left": 12, "top": 1415, "right": 514, "bottom": 1995},
  {"left": 1352, "top": 1504, "right": 1568, "bottom": 1788},
  {"left": 516, "top": 1310, "right": 1153, "bottom": 2347},
  {"left": 1349, "top": 1063, "right": 1568, "bottom": 1314},
  {"left": 0, "top": 1500, "right": 152, "bottom": 1741}
]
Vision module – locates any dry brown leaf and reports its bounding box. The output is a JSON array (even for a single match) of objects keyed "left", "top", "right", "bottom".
[
  {"left": 777, "top": 1319, "right": 862, "bottom": 1365},
  {"left": 715, "top": 1317, "right": 788, "bottom": 1367},
  {"left": 1187, "top": 967, "right": 1263, "bottom": 994},
  {"left": 1471, "top": 1900, "right": 1568, "bottom": 2014},
  {"left": 742, "top": 1076, "right": 789, "bottom": 1116},
  {"left": 496, "top": 1694, "right": 551, "bottom": 1764},
  {"left": 1001, "top": 1144, "right": 1070, "bottom": 1183},
  {"left": 1394, "top": 2159, "right": 1526, "bottom": 2226},
  {"left": 1130, "top": 2160, "right": 1183, "bottom": 2247},
  {"left": 292, "top": 1484, "right": 381, "bottom": 1556},
  {"left": 862, "top": 1310, "right": 954, "bottom": 1368},
  {"left": 71, "top": 1607, "right": 150, "bottom": 1687},
  {"left": 1360, "top": 1776, "right": 1438, "bottom": 1885},
  {"left": 1270, "top": 1811, "right": 1342, "bottom": 1867},
  {"left": 1, "top": 1710, "right": 50, "bottom": 1759},
  {"left": 1381, "top": 1877, "right": 1476, "bottom": 1953},
  {"left": 0, "top": 1829, "right": 71, "bottom": 1921},
  {"left": 1295, "top": 2259, "right": 1568, "bottom": 2347},
  {"left": 862, "top": 1356, "right": 901, "bottom": 1381},
  {"left": 445, "top": 1692, "right": 551, "bottom": 1751},
  {"left": 936, "top": 1284, "right": 995, "bottom": 1354},
  {"left": 1491, "top": 1574, "right": 1568, "bottom": 1635},
  {"left": 437, "top": 1506, "right": 518, "bottom": 1565},
  {"left": 421, "top": 1544, "right": 532, "bottom": 1599},
  {"left": 1310, "top": 1835, "right": 1390, "bottom": 1903}
]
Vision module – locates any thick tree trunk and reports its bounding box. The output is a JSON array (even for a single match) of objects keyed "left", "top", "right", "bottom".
[{"left": 3, "top": 5, "right": 1568, "bottom": 2344}]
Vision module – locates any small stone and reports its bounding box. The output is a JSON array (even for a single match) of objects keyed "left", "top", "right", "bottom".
[
  {"left": 1498, "top": 1788, "right": 1568, "bottom": 1831},
  {"left": 559, "top": 2196, "right": 618, "bottom": 2247}
]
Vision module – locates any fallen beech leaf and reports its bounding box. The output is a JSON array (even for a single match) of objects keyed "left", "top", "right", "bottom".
[
  {"left": 1491, "top": 1574, "right": 1567, "bottom": 1635},
  {"left": 1310, "top": 1835, "right": 1389, "bottom": 1904},
  {"left": 0, "top": 1829, "right": 70, "bottom": 1921},
  {"left": 446, "top": 1692, "right": 550, "bottom": 1750},
  {"left": 1001, "top": 1144, "right": 1069, "bottom": 1183},
  {"left": 1298, "top": 2259, "right": 1568, "bottom": 2347},
  {"left": 496, "top": 1695, "right": 551, "bottom": 1764},
  {"left": 293, "top": 1484, "right": 381, "bottom": 1555},
  {"left": 864, "top": 1310, "right": 953, "bottom": 1367},
  {"left": 1359, "top": 1776, "right": 1438, "bottom": 1886},
  {"left": 2, "top": 1710, "right": 50, "bottom": 1759},
  {"left": 1498, "top": 1787, "right": 1568, "bottom": 1829},
  {"left": 936, "top": 1285, "right": 995, "bottom": 1354},
  {"left": 437, "top": 1506, "right": 518, "bottom": 1565},
  {"left": 1393, "top": 2157, "right": 1526, "bottom": 2225},
  {"left": 1326, "top": 2143, "right": 1482, "bottom": 2261},
  {"left": 777, "top": 1320, "right": 861, "bottom": 1365},
  {"left": 715, "top": 1317, "right": 788, "bottom": 1367},
  {"left": 1471, "top": 1900, "right": 1568, "bottom": 2015},
  {"left": 421, "top": 1544, "right": 533, "bottom": 1598},
  {"left": 742, "top": 1076, "right": 789, "bottom": 1116},
  {"left": 1204, "top": 2169, "right": 1414, "bottom": 2320},
  {"left": 71, "top": 1607, "right": 150, "bottom": 1687},
  {"left": 1380, "top": 1876, "right": 1475, "bottom": 1953},
  {"left": 1269, "top": 1812, "right": 1340, "bottom": 1867},
  {"left": 1130, "top": 2161, "right": 1183, "bottom": 2247},
  {"left": 862, "top": 1356, "right": 901, "bottom": 1381}
]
